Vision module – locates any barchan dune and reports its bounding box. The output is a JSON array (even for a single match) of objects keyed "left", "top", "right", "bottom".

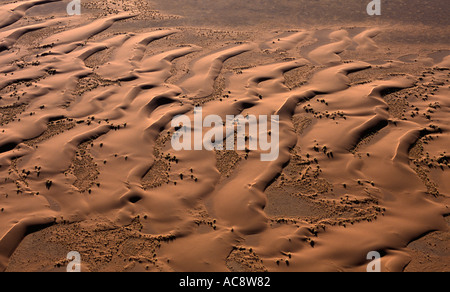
[{"left": 0, "top": 0, "right": 449, "bottom": 272}]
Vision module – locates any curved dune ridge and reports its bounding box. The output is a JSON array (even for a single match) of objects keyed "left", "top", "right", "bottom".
[{"left": 0, "top": 0, "right": 449, "bottom": 272}]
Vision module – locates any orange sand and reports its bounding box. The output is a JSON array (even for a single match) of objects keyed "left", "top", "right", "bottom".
[{"left": 0, "top": 0, "right": 449, "bottom": 272}]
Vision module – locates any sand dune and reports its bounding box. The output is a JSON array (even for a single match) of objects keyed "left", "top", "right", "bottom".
[
  {"left": 0, "top": 0, "right": 59, "bottom": 29},
  {"left": 0, "top": 0, "right": 449, "bottom": 272}
]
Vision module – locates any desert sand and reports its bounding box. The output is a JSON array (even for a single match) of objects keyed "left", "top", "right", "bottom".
[{"left": 0, "top": 0, "right": 449, "bottom": 272}]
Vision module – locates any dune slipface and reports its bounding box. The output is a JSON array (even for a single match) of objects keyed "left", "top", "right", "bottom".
[{"left": 0, "top": 0, "right": 449, "bottom": 272}]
